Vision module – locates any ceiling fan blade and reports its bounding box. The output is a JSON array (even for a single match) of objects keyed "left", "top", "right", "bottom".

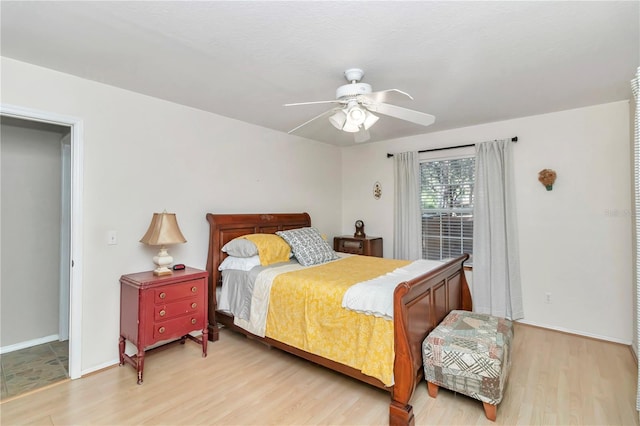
[
  {"left": 287, "top": 108, "right": 340, "bottom": 134},
  {"left": 354, "top": 128, "right": 370, "bottom": 143},
  {"left": 360, "top": 89, "right": 413, "bottom": 104},
  {"left": 368, "top": 102, "right": 436, "bottom": 127},
  {"left": 284, "top": 100, "right": 343, "bottom": 107}
]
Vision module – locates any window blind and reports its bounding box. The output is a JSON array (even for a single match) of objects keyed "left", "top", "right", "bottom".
[{"left": 420, "top": 156, "right": 475, "bottom": 261}]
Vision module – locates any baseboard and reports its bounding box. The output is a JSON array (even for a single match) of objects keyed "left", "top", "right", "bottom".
[
  {"left": 0, "top": 334, "right": 60, "bottom": 354},
  {"left": 82, "top": 359, "right": 120, "bottom": 376},
  {"left": 516, "top": 319, "right": 632, "bottom": 346}
]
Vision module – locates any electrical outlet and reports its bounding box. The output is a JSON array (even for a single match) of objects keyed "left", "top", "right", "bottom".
[
  {"left": 545, "top": 292, "right": 552, "bottom": 304},
  {"left": 107, "top": 230, "right": 117, "bottom": 245}
]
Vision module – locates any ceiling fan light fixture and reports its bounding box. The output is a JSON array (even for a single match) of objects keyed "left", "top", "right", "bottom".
[
  {"left": 341, "top": 120, "right": 361, "bottom": 133},
  {"left": 329, "top": 110, "right": 346, "bottom": 130},
  {"left": 346, "top": 105, "right": 366, "bottom": 126},
  {"left": 334, "top": 104, "right": 379, "bottom": 133},
  {"left": 362, "top": 110, "right": 379, "bottom": 130}
]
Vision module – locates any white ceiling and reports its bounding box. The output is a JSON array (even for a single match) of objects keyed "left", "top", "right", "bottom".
[{"left": 1, "top": 1, "right": 638, "bottom": 146}]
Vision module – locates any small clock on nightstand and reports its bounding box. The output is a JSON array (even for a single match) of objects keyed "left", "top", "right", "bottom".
[{"left": 354, "top": 220, "right": 365, "bottom": 238}]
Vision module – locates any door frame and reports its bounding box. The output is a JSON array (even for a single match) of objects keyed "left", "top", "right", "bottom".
[
  {"left": 1, "top": 103, "right": 83, "bottom": 379},
  {"left": 59, "top": 138, "right": 71, "bottom": 341}
]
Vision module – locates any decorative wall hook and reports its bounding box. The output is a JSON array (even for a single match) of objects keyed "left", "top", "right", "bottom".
[{"left": 538, "top": 169, "right": 557, "bottom": 191}]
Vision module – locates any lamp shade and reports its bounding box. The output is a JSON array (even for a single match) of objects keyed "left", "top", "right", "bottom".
[
  {"left": 362, "top": 110, "right": 379, "bottom": 130},
  {"left": 329, "top": 110, "right": 347, "bottom": 130},
  {"left": 140, "top": 212, "right": 187, "bottom": 246}
]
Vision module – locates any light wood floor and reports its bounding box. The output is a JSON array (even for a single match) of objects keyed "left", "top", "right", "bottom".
[{"left": 1, "top": 323, "right": 637, "bottom": 425}]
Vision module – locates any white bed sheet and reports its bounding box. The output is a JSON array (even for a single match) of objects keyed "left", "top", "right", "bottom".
[{"left": 341, "top": 259, "right": 445, "bottom": 319}]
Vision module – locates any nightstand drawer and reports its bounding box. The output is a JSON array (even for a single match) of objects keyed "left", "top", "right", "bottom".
[
  {"left": 153, "top": 315, "right": 204, "bottom": 341},
  {"left": 337, "top": 239, "right": 364, "bottom": 254},
  {"left": 154, "top": 298, "right": 202, "bottom": 321},
  {"left": 153, "top": 278, "right": 205, "bottom": 303},
  {"left": 334, "top": 236, "right": 383, "bottom": 257}
]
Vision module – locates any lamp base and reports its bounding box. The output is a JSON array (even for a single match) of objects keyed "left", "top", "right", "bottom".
[
  {"left": 153, "top": 267, "right": 173, "bottom": 276},
  {"left": 152, "top": 247, "right": 173, "bottom": 276}
]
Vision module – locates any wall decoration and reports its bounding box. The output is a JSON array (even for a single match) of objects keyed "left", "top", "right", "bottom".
[
  {"left": 538, "top": 169, "right": 557, "bottom": 191},
  {"left": 373, "top": 181, "right": 382, "bottom": 199}
]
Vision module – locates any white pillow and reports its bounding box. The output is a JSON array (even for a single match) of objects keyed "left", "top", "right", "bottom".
[
  {"left": 218, "top": 255, "right": 261, "bottom": 271},
  {"left": 221, "top": 238, "right": 259, "bottom": 258}
]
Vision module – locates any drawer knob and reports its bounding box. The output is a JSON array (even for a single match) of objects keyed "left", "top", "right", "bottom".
[
  {"left": 159, "top": 309, "right": 166, "bottom": 317},
  {"left": 191, "top": 302, "right": 197, "bottom": 309},
  {"left": 191, "top": 318, "right": 197, "bottom": 325},
  {"left": 159, "top": 292, "right": 166, "bottom": 299},
  {"left": 191, "top": 286, "right": 197, "bottom": 293},
  {"left": 158, "top": 326, "right": 165, "bottom": 334}
]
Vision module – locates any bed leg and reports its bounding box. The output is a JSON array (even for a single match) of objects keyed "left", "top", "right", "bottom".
[
  {"left": 208, "top": 323, "right": 219, "bottom": 342},
  {"left": 427, "top": 381, "right": 439, "bottom": 398},
  {"left": 389, "top": 401, "right": 415, "bottom": 426}
]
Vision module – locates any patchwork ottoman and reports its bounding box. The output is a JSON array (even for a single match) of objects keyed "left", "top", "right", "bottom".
[{"left": 422, "top": 310, "right": 513, "bottom": 421}]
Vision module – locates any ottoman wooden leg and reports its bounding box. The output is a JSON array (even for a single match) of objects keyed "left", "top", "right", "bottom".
[
  {"left": 482, "top": 402, "right": 497, "bottom": 421},
  {"left": 426, "top": 381, "right": 439, "bottom": 398}
]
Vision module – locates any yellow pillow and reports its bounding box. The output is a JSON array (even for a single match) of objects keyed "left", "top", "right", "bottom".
[{"left": 242, "top": 234, "right": 291, "bottom": 266}]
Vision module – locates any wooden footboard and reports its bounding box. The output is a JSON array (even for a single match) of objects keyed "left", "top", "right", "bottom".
[
  {"left": 390, "top": 253, "right": 471, "bottom": 426},
  {"left": 205, "top": 213, "right": 471, "bottom": 426}
]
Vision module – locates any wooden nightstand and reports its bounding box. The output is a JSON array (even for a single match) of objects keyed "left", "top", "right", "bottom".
[
  {"left": 119, "top": 267, "right": 208, "bottom": 384},
  {"left": 334, "top": 236, "right": 383, "bottom": 257}
]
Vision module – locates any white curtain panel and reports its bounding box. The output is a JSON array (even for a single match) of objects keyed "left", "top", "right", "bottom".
[
  {"left": 393, "top": 151, "right": 422, "bottom": 260},
  {"left": 631, "top": 66, "right": 639, "bottom": 412},
  {"left": 473, "top": 139, "right": 524, "bottom": 320}
]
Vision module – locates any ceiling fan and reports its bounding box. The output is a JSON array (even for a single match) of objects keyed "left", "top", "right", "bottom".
[{"left": 285, "top": 68, "right": 435, "bottom": 143}]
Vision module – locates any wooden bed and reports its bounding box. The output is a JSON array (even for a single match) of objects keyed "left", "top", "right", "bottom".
[{"left": 205, "top": 212, "right": 472, "bottom": 426}]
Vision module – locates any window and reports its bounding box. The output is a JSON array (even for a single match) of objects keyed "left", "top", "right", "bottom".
[{"left": 420, "top": 156, "right": 475, "bottom": 262}]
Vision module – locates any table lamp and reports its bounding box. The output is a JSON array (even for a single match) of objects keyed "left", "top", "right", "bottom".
[{"left": 140, "top": 212, "right": 187, "bottom": 275}]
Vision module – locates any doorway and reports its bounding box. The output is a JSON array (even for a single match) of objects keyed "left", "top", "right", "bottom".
[{"left": 0, "top": 104, "right": 83, "bottom": 387}]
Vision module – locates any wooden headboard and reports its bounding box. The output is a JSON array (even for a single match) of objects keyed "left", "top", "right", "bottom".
[{"left": 204, "top": 212, "right": 311, "bottom": 339}]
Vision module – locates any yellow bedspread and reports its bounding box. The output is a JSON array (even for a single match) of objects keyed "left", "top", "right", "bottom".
[{"left": 265, "top": 255, "right": 410, "bottom": 386}]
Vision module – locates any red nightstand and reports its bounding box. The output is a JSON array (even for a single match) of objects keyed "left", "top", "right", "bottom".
[{"left": 119, "top": 267, "right": 208, "bottom": 384}]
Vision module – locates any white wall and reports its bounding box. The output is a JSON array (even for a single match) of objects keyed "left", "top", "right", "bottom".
[
  {"left": 341, "top": 101, "right": 633, "bottom": 344},
  {"left": 1, "top": 57, "right": 342, "bottom": 373},
  {"left": 0, "top": 122, "right": 64, "bottom": 347}
]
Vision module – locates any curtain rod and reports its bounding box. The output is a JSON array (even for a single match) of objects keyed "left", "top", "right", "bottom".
[{"left": 386, "top": 136, "right": 518, "bottom": 158}]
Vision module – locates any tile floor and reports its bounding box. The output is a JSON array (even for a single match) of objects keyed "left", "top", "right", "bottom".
[{"left": 0, "top": 340, "right": 69, "bottom": 400}]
